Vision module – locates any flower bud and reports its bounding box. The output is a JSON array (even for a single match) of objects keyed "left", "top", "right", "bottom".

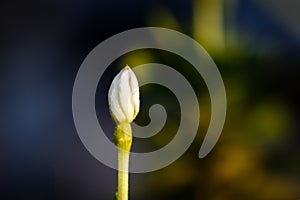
[{"left": 108, "top": 65, "right": 140, "bottom": 124}]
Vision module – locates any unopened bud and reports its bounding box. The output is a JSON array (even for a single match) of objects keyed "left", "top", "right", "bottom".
[{"left": 108, "top": 65, "right": 140, "bottom": 124}]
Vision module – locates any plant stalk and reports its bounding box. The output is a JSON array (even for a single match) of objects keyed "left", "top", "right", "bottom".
[
  {"left": 117, "top": 149, "right": 130, "bottom": 200},
  {"left": 113, "top": 123, "right": 132, "bottom": 200}
]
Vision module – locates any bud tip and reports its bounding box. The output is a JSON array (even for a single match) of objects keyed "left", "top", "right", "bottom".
[{"left": 124, "top": 65, "right": 130, "bottom": 70}]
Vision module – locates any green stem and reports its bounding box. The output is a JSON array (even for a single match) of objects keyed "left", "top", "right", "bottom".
[
  {"left": 113, "top": 123, "right": 132, "bottom": 200},
  {"left": 118, "top": 149, "right": 129, "bottom": 200}
]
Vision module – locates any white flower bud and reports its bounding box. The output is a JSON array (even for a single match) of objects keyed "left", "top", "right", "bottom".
[{"left": 108, "top": 65, "right": 140, "bottom": 124}]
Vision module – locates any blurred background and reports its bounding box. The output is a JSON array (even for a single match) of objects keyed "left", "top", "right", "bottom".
[{"left": 1, "top": 0, "right": 300, "bottom": 199}]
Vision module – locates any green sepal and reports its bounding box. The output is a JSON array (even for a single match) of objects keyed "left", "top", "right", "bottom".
[{"left": 113, "top": 123, "right": 132, "bottom": 152}]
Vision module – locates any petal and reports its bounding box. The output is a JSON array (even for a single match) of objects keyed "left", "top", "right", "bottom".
[
  {"left": 108, "top": 72, "right": 125, "bottom": 124},
  {"left": 118, "top": 67, "right": 134, "bottom": 122},
  {"left": 128, "top": 69, "right": 140, "bottom": 118}
]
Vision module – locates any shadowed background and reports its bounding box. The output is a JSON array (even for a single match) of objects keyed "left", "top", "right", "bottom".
[{"left": 0, "top": 0, "right": 300, "bottom": 199}]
